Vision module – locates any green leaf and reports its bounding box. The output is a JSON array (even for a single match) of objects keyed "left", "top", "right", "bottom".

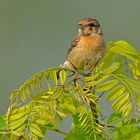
[
  {"left": 84, "top": 72, "right": 99, "bottom": 82},
  {"left": 112, "top": 92, "right": 130, "bottom": 113},
  {"left": 31, "top": 76, "right": 37, "bottom": 90},
  {"left": 86, "top": 75, "right": 109, "bottom": 87},
  {"left": 29, "top": 132, "right": 39, "bottom": 140},
  {"left": 110, "top": 44, "right": 140, "bottom": 62},
  {"left": 106, "top": 85, "right": 125, "bottom": 101},
  {"left": 99, "top": 51, "right": 117, "bottom": 69},
  {"left": 96, "top": 79, "right": 119, "bottom": 92},
  {"left": 121, "top": 103, "right": 132, "bottom": 117},
  {"left": 130, "top": 62, "right": 140, "bottom": 79},
  {"left": 50, "top": 70, "right": 58, "bottom": 85},
  {"left": 14, "top": 124, "right": 26, "bottom": 133},
  {"left": 25, "top": 84, "right": 31, "bottom": 98},
  {"left": 59, "top": 69, "right": 66, "bottom": 85},
  {"left": 60, "top": 102, "right": 77, "bottom": 114},
  {"left": 114, "top": 124, "right": 140, "bottom": 140},
  {"left": 9, "top": 115, "right": 27, "bottom": 130},
  {"left": 107, "top": 112, "right": 122, "bottom": 124},
  {"left": 21, "top": 90, "right": 27, "bottom": 102},
  {"left": 115, "top": 41, "right": 138, "bottom": 55},
  {"left": 136, "top": 95, "right": 140, "bottom": 108},
  {"left": 9, "top": 110, "right": 25, "bottom": 121},
  {"left": 35, "top": 119, "right": 48, "bottom": 126},
  {"left": 104, "top": 62, "right": 121, "bottom": 74},
  {"left": 30, "top": 123, "right": 44, "bottom": 138},
  {"left": 45, "top": 123, "right": 54, "bottom": 130},
  {"left": 0, "top": 116, "right": 6, "bottom": 130},
  {"left": 64, "top": 128, "right": 89, "bottom": 140},
  {"left": 64, "top": 127, "right": 106, "bottom": 140},
  {"left": 56, "top": 110, "right": 67, "bottom": 117},
  {"left": 33, "top": 72, "right": 43, "bottom": 91},
  {"left": 117, "top": 74, "right": 140, "bottom": 94}
]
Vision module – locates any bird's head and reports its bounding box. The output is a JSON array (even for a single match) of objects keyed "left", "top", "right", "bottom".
[{"left": 78, "top": 18, "right": 103, "bottom": 36}]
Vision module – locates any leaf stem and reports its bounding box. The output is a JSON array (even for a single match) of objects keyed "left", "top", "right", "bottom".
[{"left": 51, "top": 129, "right": 68, "bottom": 135}]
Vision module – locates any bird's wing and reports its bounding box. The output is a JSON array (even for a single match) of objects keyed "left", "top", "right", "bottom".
[{"left": 66, "top": 35, "right": 81, "bottom": 58}]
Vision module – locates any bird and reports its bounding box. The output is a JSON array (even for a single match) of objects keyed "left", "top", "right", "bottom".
[
  {"left": 60, "top": 18, "right": 106, "bottom": 125},
  {"left": 61, "top": 18, "right": 106, "bottom": 74}
]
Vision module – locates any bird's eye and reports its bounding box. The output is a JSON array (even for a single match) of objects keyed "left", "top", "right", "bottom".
[{"left": 89, "top": 23, "right": 95, "bottom": 27}]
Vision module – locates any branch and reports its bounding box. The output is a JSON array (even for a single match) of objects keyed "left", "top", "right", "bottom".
[{"left": 51, "top": 129, "right": 68, "bottom": 135}]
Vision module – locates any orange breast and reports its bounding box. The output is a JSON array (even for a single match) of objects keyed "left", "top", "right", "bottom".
[
  {"left": 67, "top": 34, "right": 105, "bottom": 71},
  {"left": 79, "top": 35, "right": 103, "bottom": 51}
]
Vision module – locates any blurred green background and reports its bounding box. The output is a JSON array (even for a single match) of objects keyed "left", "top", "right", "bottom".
[{"left": 0, "top": 0, "right": 139, "bottom": 139}]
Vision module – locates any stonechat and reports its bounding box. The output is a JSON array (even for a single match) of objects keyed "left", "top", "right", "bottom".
[{"left": 61, "top": 18, "right": 106, "bottom": 73}]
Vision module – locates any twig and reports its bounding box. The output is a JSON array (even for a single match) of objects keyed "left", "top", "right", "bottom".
[
  {"left": 100, "top": 123, "right": 114, "bottom": 128},
  {"left": 99, "top": 92, "right": 105, "bottom": 98},
  {"left": 51, "top": 129, "right": 68, "bottom": 135}
]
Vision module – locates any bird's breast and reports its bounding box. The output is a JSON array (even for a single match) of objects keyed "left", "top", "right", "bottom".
[
  {"left": 79, "top": 35, "right": 105, "bottom": 51},
  {"left": 67, "top": 34, "right": 106, "bottom": 71}
]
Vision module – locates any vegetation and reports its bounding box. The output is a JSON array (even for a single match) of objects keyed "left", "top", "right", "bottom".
[{"left": 0, "top": 40, "right": 140, "bottom": 140}]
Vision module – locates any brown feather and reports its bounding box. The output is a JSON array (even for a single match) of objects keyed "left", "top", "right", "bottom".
[{"left": 66, "top": 35, "right": 81, "bottom": 59}]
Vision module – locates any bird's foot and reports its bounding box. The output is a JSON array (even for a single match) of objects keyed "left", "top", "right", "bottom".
[
  {"left": 86, "top": 71, "right": 93, "bottom": 76},
  {"left": 73, "top": 77, "right": 80, "bottom": 86}
]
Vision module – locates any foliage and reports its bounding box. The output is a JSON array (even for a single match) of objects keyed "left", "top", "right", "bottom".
[{"left": 0, "top": 40, "right": 140, "bottom": 140}]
